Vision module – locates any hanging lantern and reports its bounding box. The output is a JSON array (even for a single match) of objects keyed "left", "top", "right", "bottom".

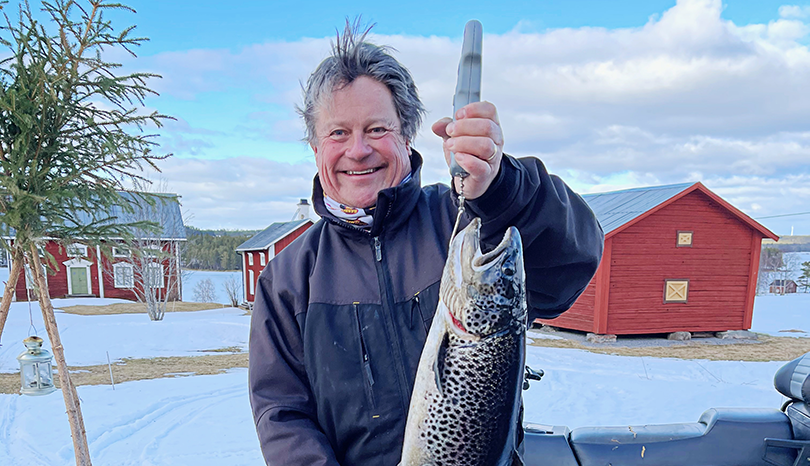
[{"left": 17, "top": 336, "right": 57, "bottom": 396}]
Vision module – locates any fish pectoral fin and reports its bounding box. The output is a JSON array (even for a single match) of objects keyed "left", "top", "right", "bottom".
[{"left": 433, "top": 332, "right": 449, "bottom": 397}]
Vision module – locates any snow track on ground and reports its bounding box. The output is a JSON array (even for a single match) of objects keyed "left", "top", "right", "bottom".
[{"left": 89, "top": 382, "right": 246, "bottom": 465}]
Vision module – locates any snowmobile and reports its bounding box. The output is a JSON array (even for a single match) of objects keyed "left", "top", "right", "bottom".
[{"left": 521, "top": 354, "right": 810, "bottom": 466}]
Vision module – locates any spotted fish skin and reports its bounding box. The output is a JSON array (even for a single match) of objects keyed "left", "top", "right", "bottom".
[{"left": 400, "top": 218, "right": 527, "bottom": 466}]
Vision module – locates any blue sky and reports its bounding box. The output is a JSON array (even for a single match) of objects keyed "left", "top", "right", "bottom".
[
  {"left": 79, "top": 0, "right": 810, "bottom": 234},
  {"left": 118, "top": 0, "right": 793, "bottom": 48}
]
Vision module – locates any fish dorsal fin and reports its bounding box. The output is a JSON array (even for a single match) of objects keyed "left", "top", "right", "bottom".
[{"left": 434, "top": 332, "right": 449, "bottom": 397}]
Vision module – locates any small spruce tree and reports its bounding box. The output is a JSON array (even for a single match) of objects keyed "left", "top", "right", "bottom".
[{"left": 0, "top": 1, "right": 171, "bottom": 464}]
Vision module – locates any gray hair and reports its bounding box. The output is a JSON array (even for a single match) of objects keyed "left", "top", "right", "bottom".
[{"left": 299, "top": 20, "right": 426, "bottom": 146}]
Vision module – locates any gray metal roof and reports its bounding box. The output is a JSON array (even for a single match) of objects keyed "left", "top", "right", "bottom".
[
  {"left": 582, "top": 183, "right": 694, "bottom": 235},
  {"left": 98, "top": 192, "right": 186, "bottom": 240},
  {"left": 3, "top": 192, "right": 186, "bottom": 240},
  {"left": 236, "top": 219, "right": 311, "bottom": 252}
]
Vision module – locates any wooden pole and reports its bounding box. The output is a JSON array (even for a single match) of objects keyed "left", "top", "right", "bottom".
[
  {"left": 0, "top": 248, "right": 24, "bottom": 342},
  {"left": 29, "top": 246, "right": 93, "bottom": 466}
]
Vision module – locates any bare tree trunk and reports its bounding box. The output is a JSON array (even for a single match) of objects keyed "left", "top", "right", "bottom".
[
  {"left": 0, "top": 248, "right": 24, "bottom": 341},
  {"left": 29, "top": 247, "right": 93, "bottom": 466}
]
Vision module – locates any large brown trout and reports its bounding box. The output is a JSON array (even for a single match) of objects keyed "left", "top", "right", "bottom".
[{"left": 400, "top": 218, "right": 527, "bottom": 466}]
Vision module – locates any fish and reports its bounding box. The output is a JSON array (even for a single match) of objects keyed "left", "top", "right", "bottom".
[{"left": 400, "top": 218, "right": 527, "bottom": 466}]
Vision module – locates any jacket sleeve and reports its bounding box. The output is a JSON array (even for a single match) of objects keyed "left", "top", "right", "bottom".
[
  {"left": 249, "top": 260, "right": 340, "bottom": 466},
  {"left": 466, "top": 154, "right": 604, "bottom": 320}
]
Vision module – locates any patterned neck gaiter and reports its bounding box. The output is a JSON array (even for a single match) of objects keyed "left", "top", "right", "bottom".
[
  {"left": 324, "top": 196, "right": 376, "bottom": 228},
  {"left": 323, "top": 173, "right": 412, "bottom": 229}
]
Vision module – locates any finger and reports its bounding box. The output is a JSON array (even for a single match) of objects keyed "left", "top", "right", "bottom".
[
  {"left": 446, "top": 136, "right": 499, "bottom": 163},
  {"left": 451, "top": 151, "right": 497, "bottom": 180},
  {"left": 446, "top": 118, "right": 504, "bottom": 147},
  {"left": 431, "top": 117, "right": 453, "bottom": 140},
  {"left": 455, "top": 101, "right": 500, "bottom": 125}
]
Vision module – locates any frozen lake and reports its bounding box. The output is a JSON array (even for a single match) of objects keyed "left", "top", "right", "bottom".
[
  {"left": 0, "top": 266, "right": 244, "bottom": 305},
  {"left": 182, "top": 269, "right": 243, "bottom": 304}
]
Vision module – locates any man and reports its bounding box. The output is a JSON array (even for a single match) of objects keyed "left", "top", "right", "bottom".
[{"left": 249, "top": 25, "right": 604, "bottom": 466}]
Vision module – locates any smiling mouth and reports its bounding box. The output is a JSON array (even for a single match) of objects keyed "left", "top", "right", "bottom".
[{"left": 344, "top": 168, "right": 380, "bottom": 175}]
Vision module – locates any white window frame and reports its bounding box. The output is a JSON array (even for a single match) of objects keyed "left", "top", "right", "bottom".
[
  {"left": 249, "top": 269, "right": 255, "bottom": 296},
  {"left": 113, "top": 263, "right": 134, "bottom": 288},
  {"left": 66, "top": 243, "right": 88, "bottom": 257},
  {"left": 260, "top": 252, "right": 266, "bottom": 266},
  {"left": 248, "top": 253, "right": 254, "bottom": 266},
  {"left": 112, "top": 246, "right": 131, "bottom": 258},
  {"left": 142, "top": 246, "right": 163, "bottom": 259},
  {"left": 146, "top": 263, "right": 164, "bottom": 289}
]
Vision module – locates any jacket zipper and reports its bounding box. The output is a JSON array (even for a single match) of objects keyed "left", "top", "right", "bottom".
[
  {"left": 369, "top": 234, "right": 411, "bottom": 413},
  {"left": 373, "top": 237, "right": 382, "bottom": 261},
  {"left": 354, "top": 302, "right": 376, "bottom": 408}
]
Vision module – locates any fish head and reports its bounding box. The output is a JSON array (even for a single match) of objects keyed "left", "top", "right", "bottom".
[{"left": 442, "top": 218, "right": 527, "bottom": 338}]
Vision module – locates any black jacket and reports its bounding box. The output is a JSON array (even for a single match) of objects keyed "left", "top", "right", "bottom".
[{"left": 249, "top": 151, "right": 604, "bottom": 465}]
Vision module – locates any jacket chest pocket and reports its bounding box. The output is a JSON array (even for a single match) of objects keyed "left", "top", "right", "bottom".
[
  {"left": 353, "top": 302, "right": 377, "bottom": 409},
  {"left": 349, "top": 304, "right": 403, "bottom": 416}
]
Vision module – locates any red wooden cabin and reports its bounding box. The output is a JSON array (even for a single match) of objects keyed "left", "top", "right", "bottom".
[
  {"left": 538, "top": 182, "right": 779, "bottom": 336},
  {"left": 236, "top": 218, "right": 313, "bottom": 304},
  {"left": 5, "top": 193, "right": 186, "bottom": 302},
  {"left": 770, "top": 280, "right": 798, "bottom": 294}
]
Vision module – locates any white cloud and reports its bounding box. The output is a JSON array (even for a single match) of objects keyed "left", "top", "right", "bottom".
[
  {"left": 136, "top": 157, "right": 317, "bottom": 230},
  {"left": 136, "top": 0, "right": 810, "bottom": 233},
  {"left": 779, "top": 5, "right": 810, "bottom": 19}
]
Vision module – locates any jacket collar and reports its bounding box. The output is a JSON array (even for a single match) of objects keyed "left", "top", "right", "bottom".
[{"left": 313, "top": 150, "right": 424, "bottom": 237}]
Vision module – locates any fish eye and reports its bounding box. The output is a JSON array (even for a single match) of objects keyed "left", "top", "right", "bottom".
[{"left": 501, "top": 259, "right": 516, "bottom": 277}]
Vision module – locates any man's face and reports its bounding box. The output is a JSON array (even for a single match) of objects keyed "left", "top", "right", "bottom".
[{"left": 312, "top": 76, "right": 411, "bottom": 209}]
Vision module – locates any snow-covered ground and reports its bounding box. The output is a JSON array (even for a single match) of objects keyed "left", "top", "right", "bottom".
[
  {"left": 0, "top": 271, "right": 809, "bottom": 464},
  {"left": 0, "top": 298, "right": 249, "bottom": 373}
]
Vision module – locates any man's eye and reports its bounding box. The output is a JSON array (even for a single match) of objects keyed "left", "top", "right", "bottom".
[
  {"left": 330, "top": 129, "right": 348, "bottom": 140},
  {"left": 368, "top": 127, "right": 389, "bottom": 138}
]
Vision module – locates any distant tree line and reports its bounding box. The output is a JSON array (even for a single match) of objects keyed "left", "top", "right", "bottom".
[
  {"left": 183, "top": 226, "right": 257, "bottom": 271},
  {"left": 763, "top": 243, "right": 810, "bottom": 253}
]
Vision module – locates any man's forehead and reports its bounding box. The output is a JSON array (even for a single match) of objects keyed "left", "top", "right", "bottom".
[{"left": 315, "top": 86, "right": 401, "bottom": 129}]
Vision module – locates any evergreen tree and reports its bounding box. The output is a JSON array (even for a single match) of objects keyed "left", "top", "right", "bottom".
[
  {"left": 800, "top": 261, "right": 810, "bottom": 293},
  {"left": 0, "top": 2, "right": 170, "bottom": 464}
]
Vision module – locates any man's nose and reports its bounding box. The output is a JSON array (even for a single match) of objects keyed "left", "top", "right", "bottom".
[{"left": 345, "top": 131, "right": 373, "bottom": 159}]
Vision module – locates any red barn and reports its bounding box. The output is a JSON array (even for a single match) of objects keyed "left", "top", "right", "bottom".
[
  {"left": 5, "top": 193, "right": 186, "bottom": 302},
  {"left": 538, "top": 182, "right": 778, "bottom": 336},
  {"left": 236, "top": 218, "right": 313, "bottom": 304}
]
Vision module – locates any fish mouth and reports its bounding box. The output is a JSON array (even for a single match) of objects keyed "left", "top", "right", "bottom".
[{"left": 470, "top": 222, "right": 518, "bottom": 271}]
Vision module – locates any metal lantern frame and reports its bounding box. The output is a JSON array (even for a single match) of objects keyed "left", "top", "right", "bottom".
[{"left": 17, "top": 336, "right": 57, "bottom": 396}]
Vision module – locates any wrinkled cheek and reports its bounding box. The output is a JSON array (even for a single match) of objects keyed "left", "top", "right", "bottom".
[{"left": 315, "top": 151, "right": 340, "bottom": 194}]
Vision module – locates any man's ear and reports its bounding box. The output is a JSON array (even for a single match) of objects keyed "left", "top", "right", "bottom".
[{"left": 310, "top": 142, "right": 318, "bottom": 156}]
